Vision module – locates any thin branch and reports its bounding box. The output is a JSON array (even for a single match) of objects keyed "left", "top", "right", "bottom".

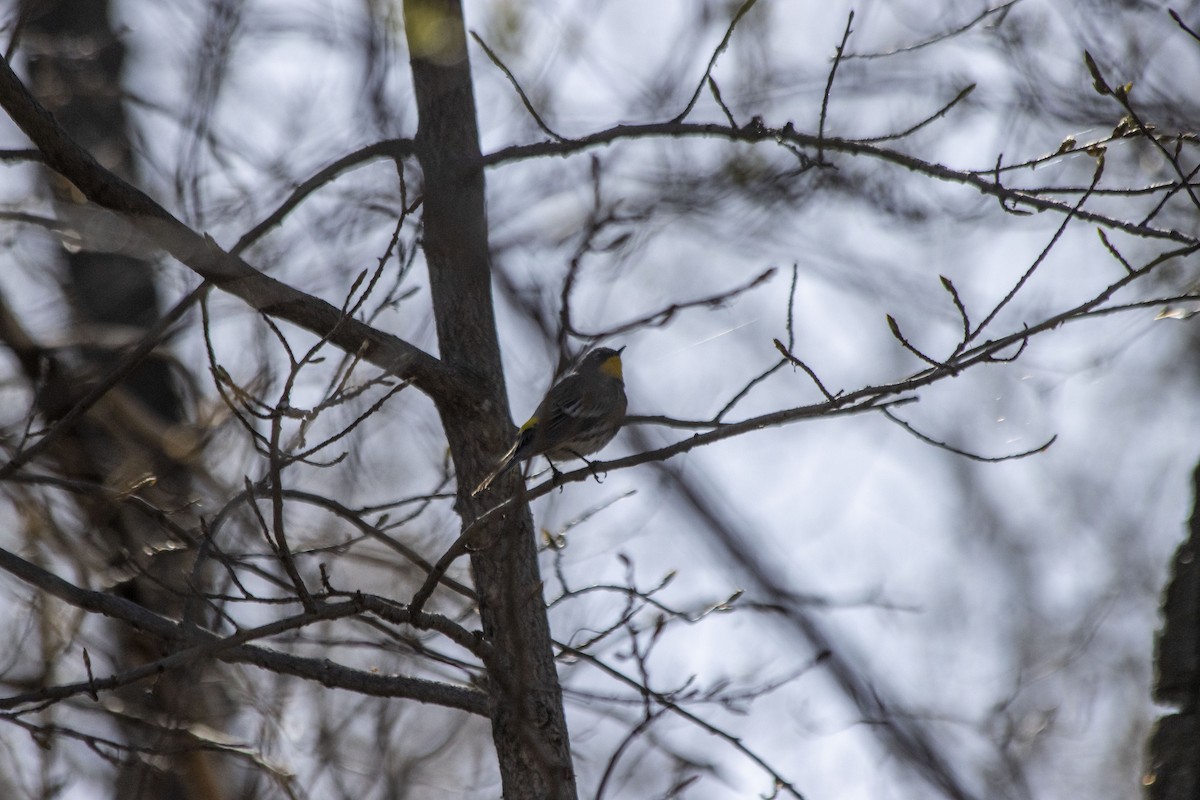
[
  {"left": 1107, "top": 80, "right": 1200, "bottom": 212},
  {"left": 860, "top": 84, "right": 975, "bottom": 144},
  {"left": 671, "top": 0, "right": 761, "bottom": 123},
  {"left": 941, "top": 276, "right": 972, "bottom": 356},
  {"left": 270, "top": 489, "right": 476, "bottom": 600},
  {"left": 1138, "top": 161, "right": 1200, "bottom": 228},
  {"left": 266, "top": 377, "right": 314, "bottom": 610},
  {"left": 0, "top": 55, "right": 463, "bottom": 401},
  {"left": 774, "top": 338, "right": 838, "bottom": 401},
  {"left": 1097, "top": 229, "right": 1135, "bottom": 275},
  {"left": 971, "top": 154, "right": 1106, "bottom": 339},
  {"left": 707, "top": 76, "right": 738, "bottom": 128},
  {"left": 594, "top": 709, "right": 668, "bottom": 800},
  {"left": 470, "top": 31, "right": 565, "bottom": 141},
  {"left": 881, "top": 408, "right": 1057, "bottom": 462},
  {"left": 426, "top": 396, "right": 919, "bottom": 611},
  {"left": 1170, "top": 7, "right": 1200, "bottom": 43},
  {"left": 480, "top": 121, "right": 1198, "bottom": 246},
  {"left": 0, "top": 282, "right": 210, "bottom": 481},
  {"left": 886, "top": 315, "right": 952, "bottom": 370},
  {"left": 232, "top": 138, "right": 415, "bottom": 256},
  {"left": 579, "top": 268, "right": 775, "bottom": 338},
  {"left": 561, "top": 642, "right": 808, "bottom": 800},
  {"left": 514, "top": 242, "right": 1199, "bottom": 497},
  {"left": 818, "top": 11, "right": 855, "bottom": 156},
  {"left": 844, "top": 1, "right": 1019, "bottom": 59},
  {"left": 0, "top": 545, "right": 490, "bottom": 715},
  {"left": 715, "top": 359, "right": 786, "bottom": 422},
  {"left": 1, "top": 600, "right": 368, "bottom": 712},
  {"left": 786, "top": 262, "right": 800, "bottom": 350},
  {"left": 0, "top": 147, "right": 39, "bottom": 161}
]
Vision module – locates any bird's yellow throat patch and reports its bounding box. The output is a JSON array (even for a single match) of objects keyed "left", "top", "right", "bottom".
[{"left": 600, "top": 354, "right": 623, "bottom": 379}]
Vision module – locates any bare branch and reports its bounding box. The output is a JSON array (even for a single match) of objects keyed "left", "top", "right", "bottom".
[
  {"left": 941, "top": 276, "right": 972, "bottom": 355},
  {"left": 672, "top": 0, "right": 762, "bottom": 123},
  {"left": 0, "top": 545, "right": 490, "bottom": 715},
  {"left": 578, "top": 268, "right": 776, "bottom": 339},
  {"left": 860, "top": 83, "right": 976, "bottom": 144},
  {"left": 1170, "top": 7, "right": 1200, "bottom": 43},
  {"left": 707, "top": 76, "right": 738, "bottom": 128},
  {"left": 716, "top": 359, "right": 787, "bottom": 422},
  {"left": 773, "top": 339, "right": 838, "bottom": 401},
  {"left": 886, "top": 315, "right": 952, "bottom": 370},
  {"left": 560, "top": 642, "right": 809, "bottom": 800},
  {"left": 481, "top": 121, "right": 1198, "bottom": 245},
  {"left": 470, "top": 31, "right": 565, "bottom": 142},
  {"left": 0, "top": 55, "right": 464, "bottom": 403},
  {"left": 233, "top": 139, "right": 415, "bottom": 255},
  {"left": 970, "top": 153, "right": 1106, "bottom": 340},
  {"left": 844, "top": 1, "right": 1019, "bottom": 59},
  {"left": 818, "top": 11, "right": 855, "bottom": 156},
  {"left": 0, "top": 281, "right": 209, "bottom": 484},
  {"left": 881, "top": 408, "right": 1057, "bottom": 462}
]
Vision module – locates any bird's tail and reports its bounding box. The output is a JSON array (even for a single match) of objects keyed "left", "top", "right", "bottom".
[
  {"left": 471, "top": 454, "right": 517, "bottom": 495},
  {"left": 471, "top": 432, "right": 531, "bottom": 495}
]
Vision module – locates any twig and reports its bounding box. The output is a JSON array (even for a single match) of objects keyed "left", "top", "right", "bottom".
[
  {"left": 275, "top": 489, "right": 476, "bottom": 600},
  {"left": 408, "top": 495, "right": 522, "bottom": 615},
  {"left": 786, "top": 263, "right": 800, "bottom": 350},
  {"left": 577, "top": 268, "right": 775, "bottom": 339},
  {"left": 471, "top": 31, "right": 566, "bottom": 141},
  {"left": 885, "top": 316, "right": 951, "bottom": 370},
  {"left": 1170, "top": 8, "right": 1200, "bottom": 43},
  {"left": 818, "top": 11, "right": 855, "bottom": 160},
  {"left": 0, "top": 544, "right": 490, "bottom": 714},
  {"left": 594, "top": 709, "right": 668, "bottom": 800},
  {"left": 0, "top": 282, "right": 209, "bottom": 481},
  {"left": 844, "top": 1, "right": 1019, "bottom": 59},
  {"left": 773, "top": 339, "right": 837, "bottom": 401},
  {"left": 1138, "top": 161, "right": 1200, "bottom": 228},
  {"left": 1104, "top": 69, "right": 1200, "bottom": 212},
  {"left": 941, "top": 276, "right": 972, "bottom": 357},
  {"left": 233, "top": 138, "right": 415, "bottom": 255},
  {"left": 971, "top": 153, "right": 1106, "bottom": 340},
  {"left": 479, "top": 121, "right": 1198, "bottom": 246},
  {"left": 881, "top": 408, "right": 1057, "bottom": 462},
  {"left": 515, "top": 242, "right": 1199, "bottom": 496},
  {"left": 1097, "top": 229, "right": 1135, "bottom": 275},
  {"left": 716, "top": 359, "right": 786, "bottom": 422},
  {"left": 860, "top": 84, "right": 975, "bottom": 144},
  {"left": 672, "top": 0, "right": 762, "bottom": 123},
  {"left": 707, "top": 76, "right": 738, "bottom": 128},
  {"left": 561, "top": 642, "right": 808, "bottom": 800}
]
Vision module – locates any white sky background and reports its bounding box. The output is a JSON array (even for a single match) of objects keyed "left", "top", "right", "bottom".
[{"left": 1, "top": 0, "right": 1198, "bottom": 798}]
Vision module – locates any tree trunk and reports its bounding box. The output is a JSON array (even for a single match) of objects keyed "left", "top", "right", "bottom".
[
  {"left": 21, "top": 3, "right": 227, "bottom": 798},
  {"left": 1145, "top": 461, "right": 1200, "bottom": 800},
  {"left": 402, "top": 1, "right": 577, "bottom": 797}
]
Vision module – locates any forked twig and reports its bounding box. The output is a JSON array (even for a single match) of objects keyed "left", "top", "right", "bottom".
[{"left": 672, "top": 0, "right": 762, "bottom": 123}]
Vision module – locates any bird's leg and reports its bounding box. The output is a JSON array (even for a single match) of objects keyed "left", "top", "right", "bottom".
[
  {"left": 546, "top": 460, "right": 566, "bottom": 491},
  {"left": 568, "top": 450, "right": 606, "bottom": 484}
]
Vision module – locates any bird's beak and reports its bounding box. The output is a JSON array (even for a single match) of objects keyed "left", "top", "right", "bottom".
[{"left": 616, "top": 346, "right": 626, "bottom": 355}]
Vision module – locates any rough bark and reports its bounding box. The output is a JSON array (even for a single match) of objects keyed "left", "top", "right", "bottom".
[
  {"left": 402, "top": 1, "right": 577, "bottom": 796},
  {"left": 1145, "top": 461, "right": 1200, "bottom": 800}
]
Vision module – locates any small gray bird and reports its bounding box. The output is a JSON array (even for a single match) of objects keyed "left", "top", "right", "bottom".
[{"left": 472, "top": 347, "right": 627, "bottom": 495}]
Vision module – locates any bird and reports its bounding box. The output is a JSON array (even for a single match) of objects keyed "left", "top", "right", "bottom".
[{"left": 472, "top": 347, "right": 627, "bottom": 495}]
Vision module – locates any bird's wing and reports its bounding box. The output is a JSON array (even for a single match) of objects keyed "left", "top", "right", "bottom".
[{"left": 536, "top": 373, "right": 611, "bottom": 438}]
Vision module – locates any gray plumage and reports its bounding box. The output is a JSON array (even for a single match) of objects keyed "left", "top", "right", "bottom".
[{"left": 472, "top": 347, "right": 627, "bottom": 495}]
